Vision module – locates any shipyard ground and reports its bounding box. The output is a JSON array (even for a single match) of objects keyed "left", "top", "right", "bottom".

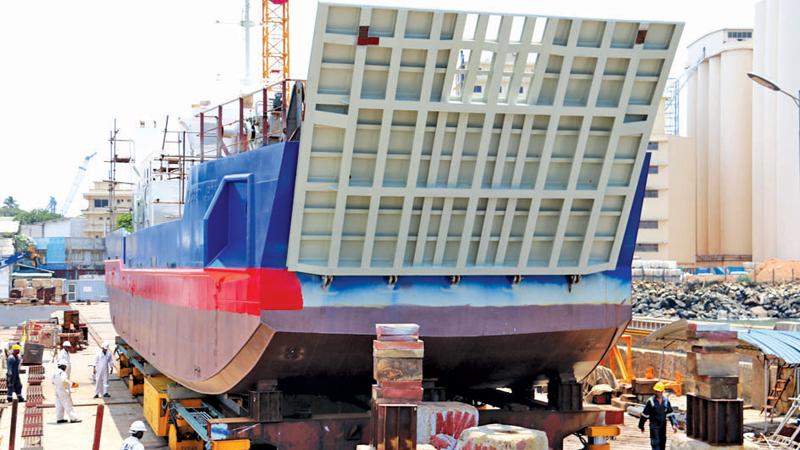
[
  {"left": 0, "top": 303, "right": 165, "bottom": 449},
  {"left": 0, "top": 303, "right": 770, "bottom": 449}
]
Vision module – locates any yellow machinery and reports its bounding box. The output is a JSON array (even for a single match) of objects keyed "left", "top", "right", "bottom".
[
  {"left": 585, "top": 425, "right": 621, "bottom": 450},
  {"left": 128, "top": 366, "right": 144, "bottom": 396}
]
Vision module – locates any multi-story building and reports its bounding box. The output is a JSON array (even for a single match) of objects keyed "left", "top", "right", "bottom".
[
  {"left": 634, "top": 99, "right": 696, "bottom": 265},
  {"left": 82, "top": 181, "right": 133, "bottom": 238},
  {"left": 20, "top": 217, "right": 106, "bottom": 279}
]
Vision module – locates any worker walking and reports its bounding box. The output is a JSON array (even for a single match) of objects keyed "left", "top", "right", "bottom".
[
  {"left": 121, "top": 420, "right": 147, "bottom": 450},
  {"left": 6, "top": 344, "right": 25, "bottom": 403},
  {"left": 57, "top": 341, "right": 72, "bottom": 378},
  {"left": 94, "top": 342, "right": 114, "bottom": 398},
  {"left": 53, "top": 360, "right": 81, "bottom": 423},
  {"left": 638, "top": 382, "right": 678, "bottom": 450}
]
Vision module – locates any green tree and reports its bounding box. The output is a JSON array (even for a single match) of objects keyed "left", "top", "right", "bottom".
[
  {"left": 3, "top": 196, "right": 18, "bottom": 209},
  {"left": 116, "top": 212, "right": 133, "bottom": 233},
  {"left": 0, "top": 206, "right": 23, "bottom": 217},
  {"left": 14, "top": 208, "right": 63, "bottom": 224}
]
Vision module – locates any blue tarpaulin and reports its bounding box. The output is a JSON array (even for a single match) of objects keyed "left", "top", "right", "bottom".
[{"left": 738, "top": 329, "right": 800, "bottom": 367}]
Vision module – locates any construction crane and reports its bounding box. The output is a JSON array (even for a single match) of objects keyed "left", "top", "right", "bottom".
[
  {"left": 262, "top": 0, "right": 290, "bottom": 85},
  {"left": 59, "top": 152, "right": 97, "bottom": 216}
]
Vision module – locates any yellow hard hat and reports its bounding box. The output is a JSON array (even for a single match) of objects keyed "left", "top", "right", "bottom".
[
  {"left": 653, "top": 382, "right": 666, "bottom": 393},
  {"left": 11, "top": 344, "right": 21, "bottom": 351}
]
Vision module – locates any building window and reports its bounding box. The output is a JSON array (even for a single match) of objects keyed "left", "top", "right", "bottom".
[
  {"left": 94, "top": 199, "right": 109, "bottom": 208},
  {"left": 727, "top": 31, "right": 752, "bottom": 40},
  {"left": 644, "top": 189, "right": 659, "bottom": 198},
  {"left": 648, "top": 165, "right": 659, "bottom": 174},
  {"left": 473, "top": 85, "right": 482, "bottom": 93},
  {"left": 640, "top": 220, "right": 659, "bottom": 229},
  {"left": 647, "top": 141, "right": 659, "bottom": 151},
  {"left": 636, "top": 243, "right": 659, "bottom": 252}
]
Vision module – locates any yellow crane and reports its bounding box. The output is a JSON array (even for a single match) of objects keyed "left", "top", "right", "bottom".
[{"left": 262, "top": 0, "right": 290, "bottom": 85}]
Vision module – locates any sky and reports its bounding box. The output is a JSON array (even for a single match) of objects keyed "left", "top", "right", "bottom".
[{"left": 0, "top": 0, "right": 759, "bottom": 216}]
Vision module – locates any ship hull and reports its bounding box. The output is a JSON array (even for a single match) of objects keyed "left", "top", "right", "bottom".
[{"left": 107, "top": 262, "right": 631, "bottom": 394}]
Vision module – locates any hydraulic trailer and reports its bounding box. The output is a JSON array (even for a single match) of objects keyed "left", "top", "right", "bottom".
[{"left": 114, "top": 329, "right": 623, "bottom": 450}]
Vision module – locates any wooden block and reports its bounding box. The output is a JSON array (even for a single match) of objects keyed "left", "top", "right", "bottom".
[
  {"left": 690, "top": 345, "right": 736, "bottom": 354},
  {"left": 693, "top": 378, "right": 738, "bottom": 400},
  {"left": 694, "top": 353, "right": 739, "bottom": 377},
  {"left": 373, "top": 340, "right": 424, "bottom": 351},
  {"left": 376, "top": 323, "right": 420, "bottom": 338},
  {"left": 374, "top": 357, "right": 423, "bottom": 383},
  {"left": 374, "top": 347, "right": 424, "bottom": 359},
  {"left": 372, "top": 385, "right": 423, "bottom": 402},
  {"left": 378, "top": 380, "right": 423, "bottom": 390},
  {"left": 633, "top": 378, "right": 658, "bottom": 396},
  {"left": 688, "top": 352, "right": 697, "bottom": 376}
]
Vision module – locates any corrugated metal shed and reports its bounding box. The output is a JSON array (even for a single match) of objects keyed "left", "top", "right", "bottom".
[
  {"left": 737, "top": 329, "right": 800, "bottom": 367},
  {"left": 642, "top": 320, "right": 800, "bottom": 367}
]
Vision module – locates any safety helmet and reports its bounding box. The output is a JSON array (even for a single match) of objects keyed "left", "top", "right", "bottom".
[
  {"left": 11, "top": 344, "right": 21, "bottom": 351},
  {"left": 102, "top": 342, "right": 110, "bottom": 350},
  {"left": 653, "top": 382, "right": 666, "bottom": 393},
  {"left": 129, "top": 420, "right": 147, "bottom": 434},
  {"left": 62, "top": 341, "right": 71, "bottom": 347}
]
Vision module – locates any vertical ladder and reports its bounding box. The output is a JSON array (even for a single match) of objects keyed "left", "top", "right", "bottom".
[{"left": 763, "top": 366, "right": 793, "bottom": 419}]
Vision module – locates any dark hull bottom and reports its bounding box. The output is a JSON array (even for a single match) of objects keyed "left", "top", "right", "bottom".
[
  {"left": 238, "top": 326, "right": 623, "bottom": 395},
  {"left": 110, "top": 288, "right": 630, "bottom": 394}
]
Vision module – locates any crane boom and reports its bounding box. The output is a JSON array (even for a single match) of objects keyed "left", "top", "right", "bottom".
[{"left": 60, "top": 152, "right": 97, "bottom": 216}]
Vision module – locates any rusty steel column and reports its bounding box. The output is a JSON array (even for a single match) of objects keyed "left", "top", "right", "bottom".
[
  {"left": 92, "top": 403, "right": 105, "bottom": 450},
  {"left": 8, "top": 399, "right": 18, "bottom": 450}
]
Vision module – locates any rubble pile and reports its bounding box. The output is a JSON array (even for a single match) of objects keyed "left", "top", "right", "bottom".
[{"left": 632, "top": 281, "right": 800, "bottom": 320}]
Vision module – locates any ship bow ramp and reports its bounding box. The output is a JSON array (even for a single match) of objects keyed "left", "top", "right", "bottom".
[{"left": 107, "top": 3, "right": 681, "bottom": 395}]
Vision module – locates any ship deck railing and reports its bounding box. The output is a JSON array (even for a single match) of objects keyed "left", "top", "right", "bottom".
[{"left": 195, "top": 79, "right": 306, "bottom": 162}]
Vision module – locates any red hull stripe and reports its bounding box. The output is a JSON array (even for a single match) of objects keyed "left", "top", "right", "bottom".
[{"left": 104, "top": 260, "right": 303, "bottom": 315}]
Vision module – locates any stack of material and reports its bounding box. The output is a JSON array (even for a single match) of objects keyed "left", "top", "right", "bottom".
[
  {"left": 686, "top": 323, "right": 743, "bottom": 446},
  {"left": 372, "top": 323, "right": 424, "bottom": 403}
]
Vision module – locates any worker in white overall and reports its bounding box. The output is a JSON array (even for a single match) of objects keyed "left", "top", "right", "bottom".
[
  {"left": 53, "top": 360, "right": 81, "bottom": 423},
  {"left": 94, "top": 342, "right": 114, "bottom": 398},
  {"left": 121, "top": 420, "right": 146, "bottom": 450},
  {"left": 57, "top": 341, "right": 72, "bottom": 378}
]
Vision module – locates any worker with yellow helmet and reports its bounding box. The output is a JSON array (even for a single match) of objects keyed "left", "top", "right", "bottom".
[
  {"left": 6, "top": 343, "right": 25, "bottom": 403},
  {"left": 638, "top": 382, "right": 678, "bottom": 450}
]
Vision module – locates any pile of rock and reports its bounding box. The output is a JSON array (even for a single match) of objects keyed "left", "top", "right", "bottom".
[{"left": 632, "top": 281, "right": 800, "bottom": 320}]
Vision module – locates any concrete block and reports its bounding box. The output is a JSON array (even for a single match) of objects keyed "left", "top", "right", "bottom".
[
  {"left": 416, "top": 402, "right": 478, "bottom": 449},
  {"left": 374, "top": 357, "right": 423, "bottom": 382},
  {"left": 458, "top": 424, "right": 548, "bottom": 450},
  {"left": 693, "top": 353, "right": 739, "bottom": 377}
]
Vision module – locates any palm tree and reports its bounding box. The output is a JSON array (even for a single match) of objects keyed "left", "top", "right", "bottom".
[{"left": 3, "top": 196, "right": 18, "bottom": 209}]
